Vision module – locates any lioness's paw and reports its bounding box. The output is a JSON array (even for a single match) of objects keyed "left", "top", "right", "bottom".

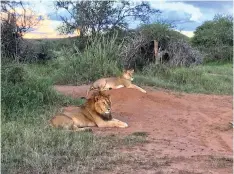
[{"left": 141, "top": 90, "right": 147, "bottom": 93}]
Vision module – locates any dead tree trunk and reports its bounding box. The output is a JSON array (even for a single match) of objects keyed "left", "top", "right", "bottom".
[{"left": 154, "top": 40, "right": 160, "bottom": 64}]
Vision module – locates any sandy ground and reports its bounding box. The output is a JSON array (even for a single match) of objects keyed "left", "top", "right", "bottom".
[{"left": 54, "top": 85, "right": 233, "bottom": 174}]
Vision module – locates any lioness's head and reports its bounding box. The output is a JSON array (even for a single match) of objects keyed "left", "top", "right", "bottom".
[
  {"left": 91, "top": 91, "right": 112, "bottom": 120},
  {"left": 122, "top": 69, "right": 134, "bottom": 81}
]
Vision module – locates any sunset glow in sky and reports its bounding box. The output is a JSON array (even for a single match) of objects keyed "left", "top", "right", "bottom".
[
  {"left": 20, "top": 0, "right": 232, "bottom": 39},
  {"left": 23, "top": 15, "right": 79, "bottom": 39}
]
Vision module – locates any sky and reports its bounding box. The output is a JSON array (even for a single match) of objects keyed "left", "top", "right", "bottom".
[{"left": 23, "top": 0, "right": 233, "bottom": 39}]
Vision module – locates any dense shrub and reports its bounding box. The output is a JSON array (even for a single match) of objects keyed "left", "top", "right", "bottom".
[
  {"left": 1, "top": 37, "right": 56, "bottom": 63},
  {"left": 120, "top": 23, "right": 203, "bottom": 69},
  {"left": 139, "top": 23, "right": 189, "bottom": 42},
  {"left": 22, "top": 40, "right": 56, "bottom": 63},
  {"left": 1, "top": 14, "right": 21, "bottom": 62},
  {"left": 45, "top": 36, "right": 89, "bottom": 52},
  {"left": 165, "top": 39, "right": 203, "bottom": 66},
  {"left": 1, "top": 64, "right": 82, "bottom": 122},
  {"left": 192, "top": 15, "right": 233, "bottom": 61},
  {"left": 52, "top": 34, "right": 123, "bottom": 84}
]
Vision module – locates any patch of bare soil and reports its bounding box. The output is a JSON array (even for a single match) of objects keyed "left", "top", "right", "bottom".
[{"left": 54, "top": 85, "right": 233, "bottom": 174}]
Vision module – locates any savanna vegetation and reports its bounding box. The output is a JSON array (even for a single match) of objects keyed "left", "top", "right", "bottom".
[
  {"left": 1, "top": 1, "right": 233, "bottom": 173},
  {"left": 192, "top": 14, "right": 233, "bottom": 62}
]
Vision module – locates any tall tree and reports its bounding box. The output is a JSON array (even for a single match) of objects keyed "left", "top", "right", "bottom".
[{"left": 55, "top": 1, "right": 160, "bottom": 36}]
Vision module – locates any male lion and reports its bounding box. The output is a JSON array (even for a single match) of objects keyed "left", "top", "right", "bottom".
[
  {"left": 86, "top": 69, "right": 146, "bottom": 98},
  {"left": 49, "top": 91, "right": 128, "bottom": 131}
]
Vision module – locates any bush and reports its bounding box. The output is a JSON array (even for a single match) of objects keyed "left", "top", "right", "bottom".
[
  {"left": 44, "top": 36, "right": 89, "bottom": 52},
  {"left": 1, "top": 64, "right": 82, "bottom": 122},
  {"left": 139, "top": 23, "right": 189, "bottom": 42},
  {"left": 52, "top": 34, "right": 123, "bottom": 85},
  {"left": 18, "top": 40, "right": 56, "bottom": 63},
  {"left": 120, "top": 23, "right": 202, "bottom": 69},
  {"left": 165, "top": 39, "right": 203, "bottom": 67},
  {"left": 192, "top": 15, "right": 233, "bottom": 61},
  {"left": 1, "top": 17, "right": 20, "bottom": 62}
]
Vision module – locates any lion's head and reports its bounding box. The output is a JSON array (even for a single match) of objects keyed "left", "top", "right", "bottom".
[
  {"left": 122, "top": 69, "right": 134, "bottom": 81},
  {"left": 86, "top": 91, "right": 112, "bottom": 120}
]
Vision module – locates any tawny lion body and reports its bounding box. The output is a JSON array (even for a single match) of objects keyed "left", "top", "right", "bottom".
[
  {"left": 86, "top": 69, "right": 146, "bottom": 97},
  {"left": 49, "top": 91, "right": 128, "bottom": 131}
]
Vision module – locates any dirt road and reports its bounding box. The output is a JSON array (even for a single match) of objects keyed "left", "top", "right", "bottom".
[{"left": 55, "top": 85, "right": 233, "bottom": 174}]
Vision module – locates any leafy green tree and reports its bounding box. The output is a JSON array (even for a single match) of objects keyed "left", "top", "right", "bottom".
[
  {"left": 192, "top": 14, "right": 233, "bottom": 61},
  {"left": 55, "top": 1, "right": 159, "bottom": 36}
]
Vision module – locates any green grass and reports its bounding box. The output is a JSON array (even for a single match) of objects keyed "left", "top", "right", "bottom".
[
  {"left": 25, "top": 33, "right": 232, "bottom": 96},
  {"left": 3, "top": 32, "right": 233, "bottom": 174},
  {"left": 1, "top": 64, "right": 84, "bottom": 122},
  {"left": 26, "top": 34, "right": 123, "bottom": 85},
  {"left": 27, "top": 58, "right": 233, "bottom": 95},
  {"left": 1, "top": 62, "right": 147, "bottom": 174},
  {"left": 135, "top": 63, "right": 233, "bottom": 95},
  {"left": 2, "top": 89, "right": 146, "bottom": 173},
  {"left": 2, "top": 120, "right": 147, "bottom": 174},
  {"left": 131, "top": 131, "right": 149, "bottom": 137}
]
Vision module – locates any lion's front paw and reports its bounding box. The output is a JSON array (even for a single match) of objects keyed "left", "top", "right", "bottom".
[
  {"left": 113, "top": 119, "right": 128, "bottom": 128},
  {"left": 118, "top": 122, "right": 128, "bottom": 128}
]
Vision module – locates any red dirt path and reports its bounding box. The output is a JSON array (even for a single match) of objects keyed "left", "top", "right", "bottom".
[{"left": 54, "top": 85, "right": 233, "bottom": 174}]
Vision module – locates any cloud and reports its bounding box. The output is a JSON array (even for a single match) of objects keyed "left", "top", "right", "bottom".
[
  {"left": 177, "top": 30, "right": 194, "bottom": 38},
  {"left": 23, "top": 1, "right": 232, "bottom": 38},
  {"left": 183, "top": 1, "right": 233, "bottom": 21},
  {"left": 183, "top": 1, "right": 233, "bottom": 12},
  {"left": 149, "top": 1, "right": 232, "bottom": 31},
  {"left": 33, "top": 1, "right": 55, "bottom": 16},
  {"left": 151, "top": 1, "right": 203, "bottom": 22}
]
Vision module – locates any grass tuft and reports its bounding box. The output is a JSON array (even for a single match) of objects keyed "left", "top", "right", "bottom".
[{"left": 135, "top": 62, "right": 232, "bottom": 95}]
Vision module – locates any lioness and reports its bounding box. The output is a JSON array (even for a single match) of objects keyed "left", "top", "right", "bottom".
[
  {"left": 49, "top": 91, "right": 128, "bottom": 131},
  {"left": 86, "top": 69, "right": 146, "bottom": 98}
]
